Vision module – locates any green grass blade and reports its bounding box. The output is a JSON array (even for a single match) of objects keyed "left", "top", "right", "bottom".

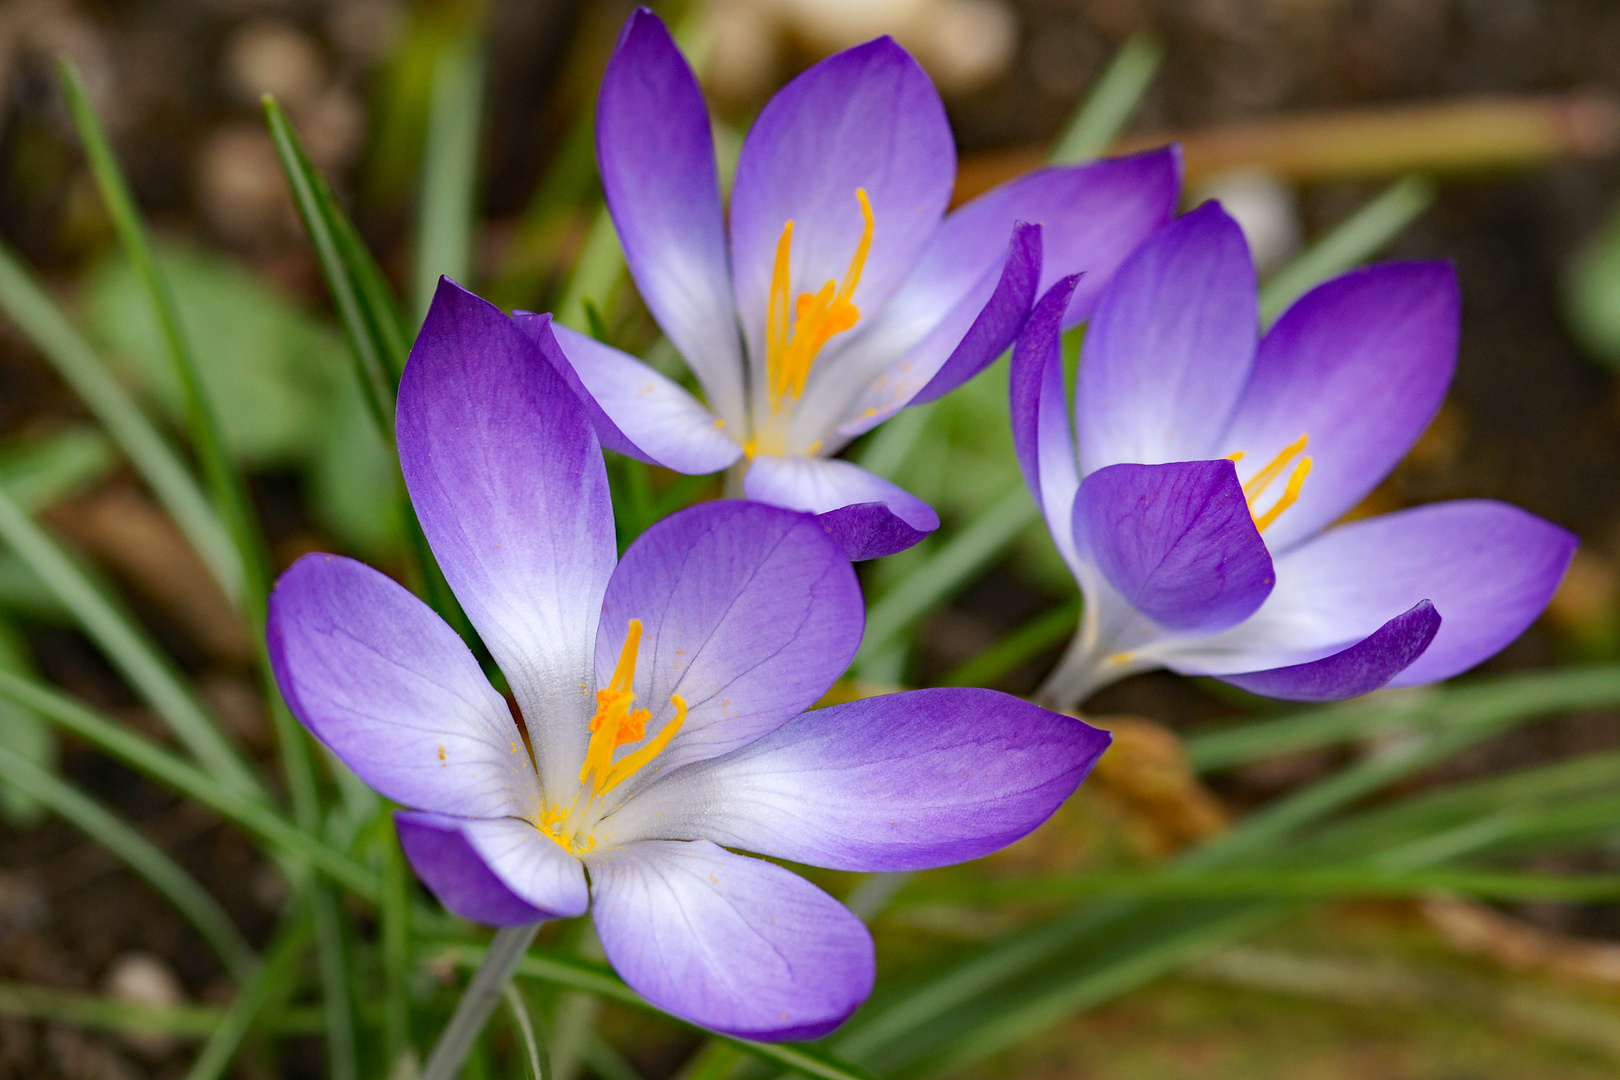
[
  {"left": 185, "top": 907, "right": 312, "bottom": 1080},
  {"left": 1185, "top": 664, "right": 1620, "bottom": 772},
  {"left": 0, "top": 980, "right": 321, "bottom": 1037},
  {"left": 0, "top": 668, "right": 378, "bottom": 898},
  {"left": 0, "top": 739, "right": 255, "bottom": 980},
  {"left": 57, "top": 58, "right": 270, "bottom": 625},
  {"left": 0, "top": 616, "right": 50, "bottom": 824},
  {"left": 414, "top": 29, "right": 486, "bottom": 322},
  {"left": 0, "top": 242, "right": 240, "bottom": 598},
  {"left": 263, "top": 97, "right": 399, "bottom": 433},
  {"left": 383, "top": 829, "right": 413, "bottom": 1066},
  {"left": 856, "top": 487, "right": 1039, "bottom": 666},
  {"left": 310, "top": 884, "right": 358, "bottom": 1080},
  {"left": 896, "top": 866, "right": 1620, "bottom": 905},
  {"left": 556, "top": 208, "right": 627, "bottom": 332},
  {"left": 447, "top": 947, "right": 883, "bottom": 1080},
  {"left": 1258, "top": 175, "right": 1436, "bottom": 325},
  {"left": 0, "top": 487, "right": 260, "bottom": 794},
  {"left": 1050, "top": 31, "right": 1165, "bottom": 164}
]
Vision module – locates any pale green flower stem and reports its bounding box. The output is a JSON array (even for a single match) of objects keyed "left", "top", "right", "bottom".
[{"left": 422, "top": 923, "right": 542, "bottom": 1080}]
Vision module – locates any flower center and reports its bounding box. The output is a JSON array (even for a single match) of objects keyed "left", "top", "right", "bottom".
[
  {"left": 761, "top": 188, "right": 874, "bottom": 419},
  {"left": 536, "top": 618, "right": 686, "bottom": 854},
  {"left": 1227, "top": 433, "right": 1312, "bottom": 533}
]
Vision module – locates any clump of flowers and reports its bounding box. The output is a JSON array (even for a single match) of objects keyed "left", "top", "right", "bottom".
[
  {"left": 267, "top": 280, "right": 1110, "bottom": 1039},
  {"left": 1011, "top": 203, "right": 1577, "bottom": 706},
  {"left": 544, "top": 8, "right": 1180, "bottom": 559}
]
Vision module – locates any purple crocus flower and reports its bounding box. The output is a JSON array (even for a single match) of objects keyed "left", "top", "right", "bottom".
[
  {"left": 542, "top": 8, "right": 1180, "bottom": 560},
  {"left": 267, "top": 280, "right": 1110, "bottom": 1040},
  {"left": 1011, "top": 203, "right": 1577, "bottom": 707}
]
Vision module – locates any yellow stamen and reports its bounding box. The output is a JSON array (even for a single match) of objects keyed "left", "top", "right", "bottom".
[
  {"left": 597, "top": 695, "right": 686, "bottom": 796},
  {"left": 576, "top": 619, "right": 687, "bottom": 799},
  {"left": 1241, "top": 434, "right": 1308, "bottom": 503},
  {"left": 764, "top": 189, "right": 873, "bottom": 409},
  {"left": 1253, "top": 457, "right": 1312, "bottom": 532},
  {"left": 1228, "top": 434, "right": 1312, "bottom": 533}
]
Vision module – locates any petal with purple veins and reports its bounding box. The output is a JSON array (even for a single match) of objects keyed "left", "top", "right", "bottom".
[
  {"left": 1074, "top": 459, "right": 1274, "bottom": 634},
  {"left": 532, "top": 318, "right": 742, "bottom": 474},
  {"left": 603, "top": 687, "right": 1110, "bottom": 871},
  {"left": 1219, "top": 262, "right": 1460, "bottom": 552},
  {"left": 395, "top": 811, "right": 553, "bottom": 927},
  {"left": 588, "top": 839, "right": 874, "bottom": 1040},
  {"left": 744, "top": 454, "right": 939, "bottom": 559},
  {"left": 822, "top": 223, "right": 1042, "bottom": 445},
  {"left": 593, "top": 501, "right": 863, "bottom": 798},
  {"left": 1162, "top": 501, "right": 1575, "bottom": 686},
  {"left": 457, "top": 816, "right": 590, "bottom": 918},
  {"left": 268, "top": 553, "right": 539, "bottom": 819},
  {"left": 729, "top": 38, "right": 954, "bottom": 394},
  {"left": 1009, "top": 275, "right": 1083, "bottom": 568},
  {"left": 597, "top": 9, "right": 746, "bottom": 425},
  {"left": 1218, "top": 601, "right": 1441, "bottom": 701},
  {"left": 1076, "top": 202, "right": 1258, "bottom": 472},
  {"left": 397, "top": 279, "right": 615, "bottom": 799}
]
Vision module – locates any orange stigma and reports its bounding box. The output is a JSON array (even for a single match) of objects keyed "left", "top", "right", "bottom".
[
  {"left": 1230, "top": 434, "right": 1312, "bottom": 532},
  {"left": 765, "top": 189, "right": 873, "bottom": 408}
]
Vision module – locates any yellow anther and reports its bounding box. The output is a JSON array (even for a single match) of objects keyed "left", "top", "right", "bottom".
[
  {"left": 1230, "top": 434, "right": 1311, "bottom": 533},
  {"left": 1241, "top": 434, "right": 1308, "bottom": 503},
  {"left": 576, "top": 619, "right": 687, "bottom": 800},
  {"left": 597, "top": 695, "right": 686, "bottom": 796},
  {"left": 1253, "top": 456, "right": 1312, "bottom": 533},
  {"left": 764, "top": 189, "right": 873, "bottom": 409}
]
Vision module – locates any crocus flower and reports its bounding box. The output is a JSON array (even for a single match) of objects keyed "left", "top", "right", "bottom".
[
  {"left": 267, "top": 280, "right": 1110, "bottom": 1040},
  {"left": 1010, "top": 203, "right": 1577, "bottom": 707},
  {"left": 543, "top": 8, "right": 1180, "bottom": 560}
]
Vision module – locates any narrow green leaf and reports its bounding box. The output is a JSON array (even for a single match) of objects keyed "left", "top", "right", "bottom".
[
  {"left": 264, "top": 97, "right": 399, "bottom": 433},
  {"left": 185, "top": 907, "right": 312, "bottom": 1080},
  {"left": 1050, "top": 31, "right": 1165, "bottom": 164},
  {"left": 0, "top": 486, "right": 260, "bottom": 795},
  {"left": 0, "top": 980, "right": 322, "bottom": 1037},
  {"left": 895, "top": 865, "right": 1620, "bottom": 905},
  {"left": 445, "top": 948, "right": 882, "bottom": 1080},
  {"left": 1185, "top": 664, "right": 1620, "bottom": 773},
  {"left": 0, "top": 740, "right": 255, "bottom": 980},
  {"left": 311, "top": 885, "right": 357, "bottom": 1080},
  {"left": 0, "top": 615, "right": 51, "bottom": 825},
  {"left": 0, "top": 242, "right": 239, "bottom": 598},
  {"left": 414, "top": 29, "right": 486, "bottom": 322},
  {"left": 1258, "top": 175, "right": 1435, "bottom": 326},
  {"left": 57, "top": 58, "right": 270, "bottom": 626},
  {"left": 856, "top": 487, "right": 1039, "bottom": 666},
  {"left": 383, "top": 829, "right": 414, "bottom": 1066},
  {"left": 0, "top": 668, "right": 378, "bottom": 899}
]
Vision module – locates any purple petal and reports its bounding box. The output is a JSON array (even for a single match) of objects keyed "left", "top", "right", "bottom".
[
  {"left": 267, "top": 553, "right": 539, "bottom": 819},
  {"left": 744, "top": 455, "right": 939, "bottom": 558},
  {"left": 918, "top": 147, "right": 1182, "bottom": 328},
  {"left": 395, "top": 810, "right": 551, "bottom": 927},
  {"left": 729, "top": 38, "right": 954, "bottom": 397},
  {"left": 1074, "top": 460, "right": 1274, "bottom": 634},
  {"left": 896, "top": 221, "right": 1042, "bottom": 407},
  {"left": 593, "top": 501, "right": 863, "bottom": 796},
  {"left": 457, "top": 817, "right": 590, "bottom": 917},
  {"left": 532, "top": 318, "right": 742, "bottom": 474},
  {"left": 815, "top": 502, "right": 934, "bottom": 561},
  {"left": 597, "top": 10, "right": 746, "bottom": 425},
  {"left": 588, "top": 839, "right": 874, "bottom": 1040},
  {"left": 604, "top": 687, "right": 1110, "bottom": 871},
  {"left": 397, "top": 279, "right": 615, "bottom": 799},
  {"left": 1009, "top": 275, "right": 1083, "bottom": 567},
  {"left": 1220, "top": 601, "right": 1441, "bottom": 701},
  {"left": 1165, "top": 501, "right": 1576, "bottom": 685},
  {"left": 1219, "top": 262, "right": 1460, "bottom": 552},
  {"left": 1076, "top": 202, "right": 1258, "bottom": 472}
]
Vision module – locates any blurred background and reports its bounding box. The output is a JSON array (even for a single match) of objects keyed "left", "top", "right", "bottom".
[{"left": 4, "top": 1, "right": 1620, "bottom": 1078}]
